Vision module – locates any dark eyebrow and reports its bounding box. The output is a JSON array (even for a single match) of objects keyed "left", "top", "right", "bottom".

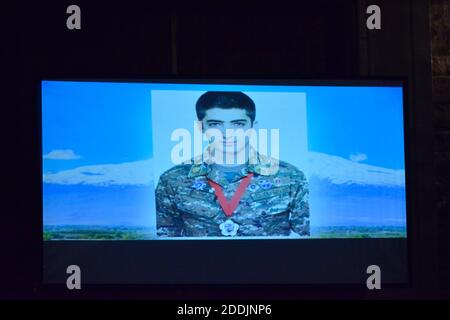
[
  {"left": 230, "top": 119, "right": 248, "bottom": 123},
  {"left": 206, "top": 120, "right": 224, "bottom": 124}
]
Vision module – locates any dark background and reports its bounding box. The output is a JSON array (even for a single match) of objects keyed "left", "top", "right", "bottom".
[{"left": 2, "top": 0, "right": 448, "bottom": 299}]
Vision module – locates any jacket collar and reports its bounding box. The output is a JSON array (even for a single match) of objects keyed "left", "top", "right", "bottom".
[{"left": 188, "top": 146, "right": 279, "bottom": 185}]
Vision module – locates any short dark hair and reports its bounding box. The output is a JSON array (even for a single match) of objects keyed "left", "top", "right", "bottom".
[{"left": 196, "top": 91, "right": 256, "bottom": 122}]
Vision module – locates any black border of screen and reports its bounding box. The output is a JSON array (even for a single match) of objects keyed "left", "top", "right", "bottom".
[{"left": 37, "top": 77, "right": 411, "bottom": 292}]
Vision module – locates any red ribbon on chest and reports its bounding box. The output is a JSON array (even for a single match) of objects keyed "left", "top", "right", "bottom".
[{"left": 208, "top": 173, "right": 253, "bottom": 217}]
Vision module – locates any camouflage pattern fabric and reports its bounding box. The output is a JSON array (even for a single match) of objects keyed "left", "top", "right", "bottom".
[{"left": 156, "top": 153, "right": 309, "bottom": 237}]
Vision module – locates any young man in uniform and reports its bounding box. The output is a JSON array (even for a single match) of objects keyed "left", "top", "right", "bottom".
[{"left": 156, "top": 91, "right": 309, "bottom": 237}]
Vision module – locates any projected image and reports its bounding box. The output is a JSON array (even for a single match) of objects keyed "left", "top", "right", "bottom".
[
  {"left": 42, "top": 82, "right": 155, "bottom": 240},
  {"left": 152, "top": 90, "right": 309, "bottom": 238},
  {"left": 42, "top": 81, "right": 407, "bottom": 240}
]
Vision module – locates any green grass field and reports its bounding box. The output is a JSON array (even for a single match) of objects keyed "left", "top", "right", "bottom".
[
  {"left": 311, "top": 226, "right": 406, "bottom": 238},
  {"left": 43, "top": 226, "right": 153, "bottom": 240},
  {"left": 43, "top": 225, "right": 406, "bottom": 240}
]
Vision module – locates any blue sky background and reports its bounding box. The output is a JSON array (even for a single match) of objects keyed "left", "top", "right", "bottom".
[
  {"left": 42, "top": 81, "right": 406, "bottom": 231},
  {"left": 42, "top": 81, "right": 404, "bottom": 171},
  {"left": 42, "top": 81, "right": 153, "bottom": 172},
  {"left": 305, "top": 86, "right": 404, "bottom": 169}
]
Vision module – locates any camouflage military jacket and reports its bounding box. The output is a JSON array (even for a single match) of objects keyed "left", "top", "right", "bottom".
[{"left": 156, "top": 154, "right": 309, "bottom": 237}]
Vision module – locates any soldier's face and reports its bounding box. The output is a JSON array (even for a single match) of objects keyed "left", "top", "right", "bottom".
[{"left": 202, "top": 108, "right": 255, "bottom": 160}]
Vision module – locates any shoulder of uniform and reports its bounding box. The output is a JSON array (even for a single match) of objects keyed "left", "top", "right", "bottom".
[
  {"left": 276, "top": 160, "right": 307, "bottom": 181},
  {"left": 159, "top": 163, "right": 192, "bottom": 182}
]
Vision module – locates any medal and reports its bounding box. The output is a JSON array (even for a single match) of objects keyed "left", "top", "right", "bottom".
[{"left": 219, "top": 219, "right": 239, "bottom": 236}]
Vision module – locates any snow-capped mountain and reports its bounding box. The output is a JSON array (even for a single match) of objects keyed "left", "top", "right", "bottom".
[
  {"left": 306, "top": 152, "right": 405, "bottom": 187},
  {"left": 43, "top": 159, "right": 153, "bottom": 186},
  {"left": 43, "top": 152, "right": 405, "bottom": 187}
]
